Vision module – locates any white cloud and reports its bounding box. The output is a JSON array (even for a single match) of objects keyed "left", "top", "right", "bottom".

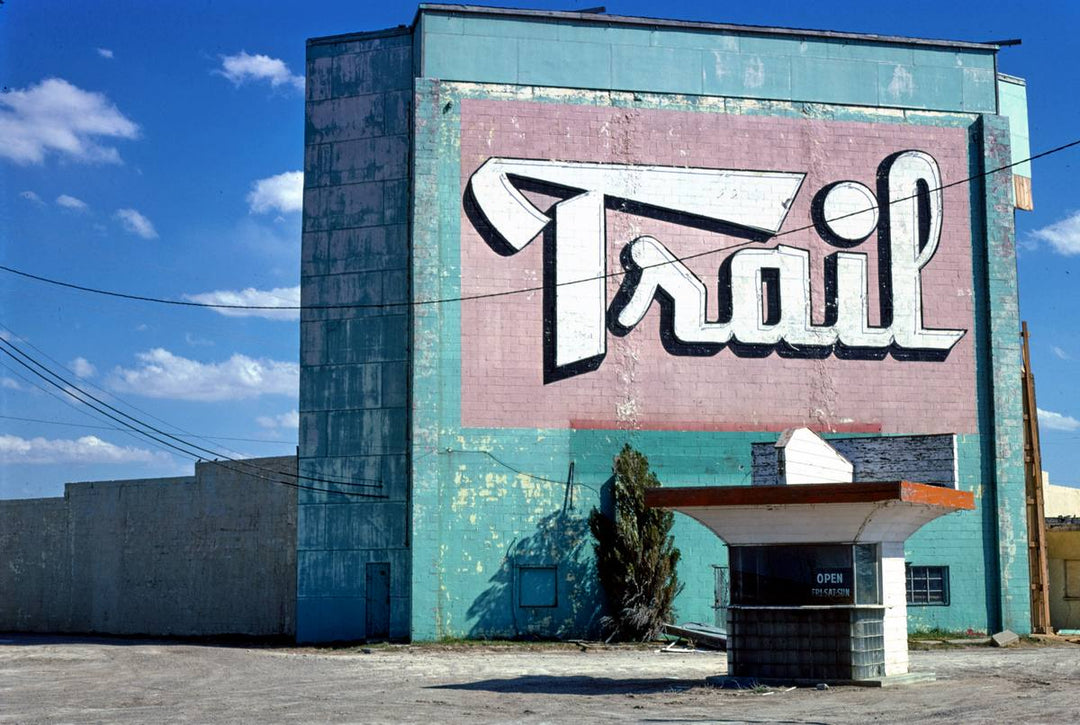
[
  {"left": 247, "top": 171, "right": 303, "bottom": 214},
  {"left": 218, "top": 52, "right": 304, "bottom": 92},
  {"left": 185, "top": 332, "right": 214, "bottom": 347},
  {"left": 107, "top": 348, "right": 298, "bottom": 401},
  {"left": 114, "top": 208, "right": 158, "bottom": 239},
  {"left": 69, "top": 357, "right": 97, "bottom": 378},
  {"left": 256, "top": 409, "right": 300, "bottom": 429},
  {"left": 1031, "top": 211, "right": 1080, "bottom": 256},
  {"left": 1038, "top": 408, "right": 1080, "bottom": 432},
  {"left": 97, "top": 48, "right": 114, "bottom": 59},
  {"left": 0, "top": 434, "right": 169, "bottom": 465},
  {"left": 0, "top": 78, "right": 139, "bottom": 165},
  {"left": 1053, "top": 346, "right": 1071, "bottom": 361},
  {"left": 184, "top": 285, "right": 300, "bottom": 321},
  {"left": 2, "top": 377, "right": 26, "bottom": 391},
  {"left": 19, "top": 190, "right": 45, "bottom": 206},
  {"left": 56, "top": 194, "right": 89, "bottom": 211}
]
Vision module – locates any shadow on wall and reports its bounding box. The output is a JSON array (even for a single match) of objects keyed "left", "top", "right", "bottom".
[{"left": 466, "top": 486, "right": 609, "bottom": 639}]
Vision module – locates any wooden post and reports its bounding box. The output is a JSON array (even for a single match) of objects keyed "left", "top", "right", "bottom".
[{"left": 1021, "top": 321, "right": 1052, "bottom": 634}]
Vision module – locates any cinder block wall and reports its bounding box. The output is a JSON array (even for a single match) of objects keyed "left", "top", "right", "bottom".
[
  {"left": 297, "top": 29, "right": 413, "bottom": 642},
  {"left": 0, "top": 458, "right": 297, "bottom": 637}
]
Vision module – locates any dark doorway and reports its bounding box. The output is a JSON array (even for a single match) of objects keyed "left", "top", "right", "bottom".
[{"left": 365, "top": 562, "right": 390, "bottom": 641}]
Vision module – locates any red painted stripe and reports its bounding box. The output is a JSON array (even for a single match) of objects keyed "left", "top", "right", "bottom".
[{"left": 568, "top": 419, "right": 883, "bottom": 434}]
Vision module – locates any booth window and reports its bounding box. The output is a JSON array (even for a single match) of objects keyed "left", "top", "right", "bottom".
[
  {"left": 1066, "top": 560, "right": 1080, "bottom": 600},
  {"left": 517, "top": 566, "right": 558, "bottom": 608},
  {"left": 906, "top": 565, "right": 950, "bottom": 605},
  {"left": 729, "top": 543, "right": 881, "bottom": 606}
]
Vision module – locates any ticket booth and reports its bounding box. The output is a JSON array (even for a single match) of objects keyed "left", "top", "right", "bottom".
[{"left": 645, "top": 429, "right": 974, "bottom": 683}]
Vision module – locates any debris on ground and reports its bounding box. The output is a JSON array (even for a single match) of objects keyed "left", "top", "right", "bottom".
[
  {"left": 991, "top": 630, "right": 1020, "bottom": 648},
  {"left": 661, "top": 622, "right": 727, "bottom": 651}
]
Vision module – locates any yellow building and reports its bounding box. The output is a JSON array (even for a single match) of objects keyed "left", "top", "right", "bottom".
[{"left": 1043, "top": 473, "right": 1080, "bottom": 633}]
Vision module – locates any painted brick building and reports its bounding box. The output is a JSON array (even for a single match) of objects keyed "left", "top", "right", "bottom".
[{"left": 298, "top": 5, "right": 1034, "bottom": 643}]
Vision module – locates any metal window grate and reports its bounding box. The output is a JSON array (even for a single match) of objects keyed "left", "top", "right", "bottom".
[{"left": 906, "top": 565, "right": 950, "bottom": 606}]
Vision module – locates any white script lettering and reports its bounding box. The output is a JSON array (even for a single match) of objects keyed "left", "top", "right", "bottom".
[{"left": 466, "top": 153, "right": 965, "bottom": 381}]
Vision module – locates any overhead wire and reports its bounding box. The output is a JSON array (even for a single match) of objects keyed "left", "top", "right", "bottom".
[
  {"left": 4, "top": 138, "right": 1076, "bottom": 498},
  {"left": 3, "top": 323, "right": 370, "bottom": 487},
  {"left": 0, "top": 138, "right": 1077, "bottom": 314},
  {"left": 0, "top": 413, "right": 295, "bottom": 444},
  {"left": 0, "top": 359, "right": 174, "bottom": 453},
  {"left": 0, "top": 322, "right": 268, "bottom": 462},
  {"left": 441, "top": 447, "right": 601, "bottom": 495},
  {"left": 0, "top": 336, "right": 385, "bottom": 495}
]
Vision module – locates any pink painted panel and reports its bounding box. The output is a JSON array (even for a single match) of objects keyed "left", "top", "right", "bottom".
[{"left": 458, "top": 98, "right": 977, "bottom": 434}]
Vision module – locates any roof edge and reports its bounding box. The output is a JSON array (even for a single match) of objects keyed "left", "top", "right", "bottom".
[
  {"left": 646, "top": 481, "right": 975, "bottom": 511},
  {"left": 308, "top": 25, "right": 413, "bottom": 48},
  {"left": 417, "top": 3, "right": 1001, "bottom": 52}
]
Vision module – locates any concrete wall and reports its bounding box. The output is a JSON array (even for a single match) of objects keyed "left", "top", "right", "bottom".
[
  {"left": 0, "top": 457, "right": 296, "bottom": 637},
  {"left": 298, "top": 29, "right": 413, "bottom": 642},
  {"left": 0, "top": 497, "right": 73, "bottom": 631}
]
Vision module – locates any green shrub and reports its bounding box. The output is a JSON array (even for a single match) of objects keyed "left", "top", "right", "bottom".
[{"left": 588, "top": 444, "right": 681, "bottom": 641}]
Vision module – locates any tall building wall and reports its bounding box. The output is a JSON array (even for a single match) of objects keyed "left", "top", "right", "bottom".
[
  {"left": 303, "top": 6, "right": 1033, "bottom": 642},
  {"left": 298, "top": 30, "right": 414, "bottom": 642}
]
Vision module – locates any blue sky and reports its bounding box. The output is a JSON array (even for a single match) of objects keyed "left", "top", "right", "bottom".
[{"left": 2, "top": 0, "right": 1078, "bottom": 499}]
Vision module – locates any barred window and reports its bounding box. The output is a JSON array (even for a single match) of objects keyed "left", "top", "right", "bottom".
[{"left": 906, "top": 565, "right": 950, "bottom": 606}]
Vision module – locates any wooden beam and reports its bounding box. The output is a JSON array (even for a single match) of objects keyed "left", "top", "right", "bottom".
[{"left": 1021, "top": 321, "right": 1052, "bottom": 633}]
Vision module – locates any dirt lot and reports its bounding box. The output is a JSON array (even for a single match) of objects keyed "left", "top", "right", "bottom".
[{"left": 1, "top": 635, "right": 1078, "bottom": 723}]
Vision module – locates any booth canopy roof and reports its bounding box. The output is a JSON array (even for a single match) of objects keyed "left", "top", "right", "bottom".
[{"left": 645, "top": 481, "right": 975, "bottom": 545}]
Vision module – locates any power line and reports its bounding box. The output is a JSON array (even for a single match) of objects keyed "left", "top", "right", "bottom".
[
  {"left": 0, "top": 337, "right": 385, "bottom": 496},
  {"left": 2, "top": 323, "right": 375, "bottom": 488},
  {"left": 2, "top": 138, "right": 1077, "bottom": 313},
  {"left": 442, "top": 447, "right": 601, "bottom": 495},
  {"left": 0, "top": 413, "right": 295, "bottom": 444},
  {"left": 0, "top": 322, "right": 262, "bottom": 462},
  {"left": 0, "top": 359, "right": 168, "bottom": 453},
  {"left": 0, "top": 341, "right": 384, "bottom": 499}
]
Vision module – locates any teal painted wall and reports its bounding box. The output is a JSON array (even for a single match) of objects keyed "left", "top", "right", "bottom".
[
  {"left": 298, "top": 30, "right": 414, "bottom": 642},
  {"left": 997, "top": 77, "right": 1031, "bottom": 179},
  {"left": 419, "top": 10, "right": 997, "bottom": 112},
  {"left": 408, "top": 75, "right": 1028, "bottom": 639}
]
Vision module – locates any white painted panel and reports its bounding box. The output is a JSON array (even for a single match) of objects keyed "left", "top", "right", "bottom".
[
  {"left": 776, "top": 428, "right": 853, "bottom": 485},
  {"left": 553, "top": 191, "right": 606, "bottom": 367},
  {"left": 469, "top": 158, "right": 805, "bottom": 248},
  {"left": 881, "top": 542, "right": 909, "bottom": 676}
]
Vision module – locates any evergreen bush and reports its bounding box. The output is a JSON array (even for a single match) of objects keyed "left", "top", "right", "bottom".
[{"left": 588, "top": 444, "right": 681, "bottom": 641}]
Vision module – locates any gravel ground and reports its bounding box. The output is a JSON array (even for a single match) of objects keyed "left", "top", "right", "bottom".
[{"left": 1, "top": 634, "right": 1078, "bottom": 723}]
